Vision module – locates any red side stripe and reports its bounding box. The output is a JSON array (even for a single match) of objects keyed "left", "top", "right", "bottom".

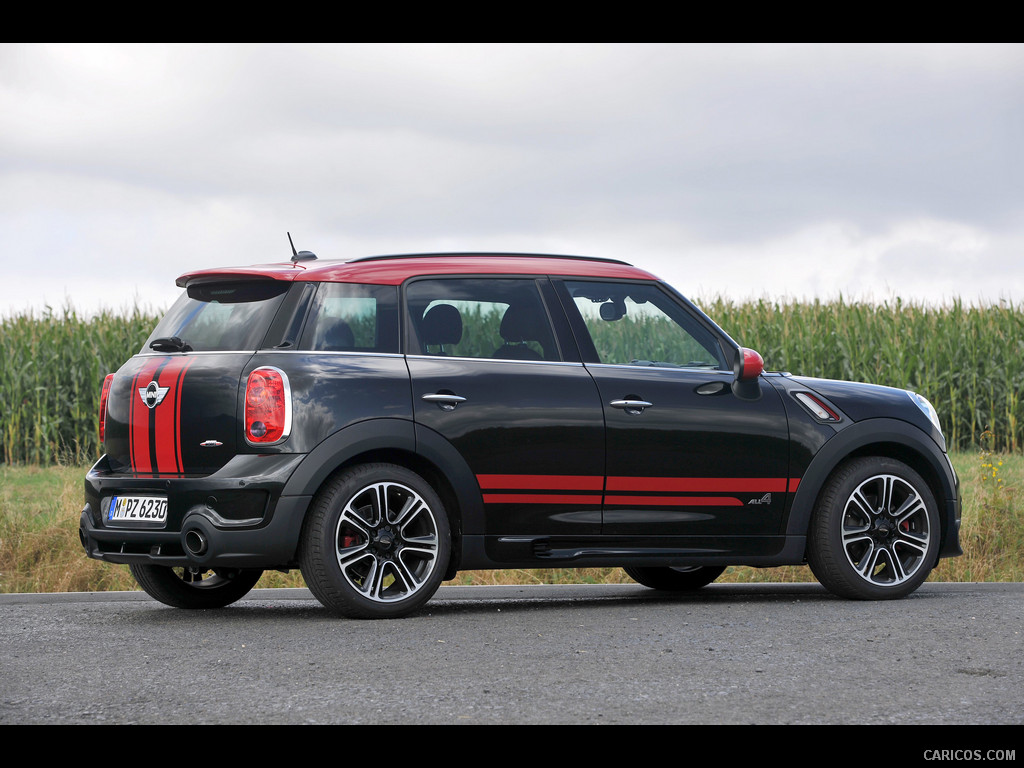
[
  {"left": 475, "top": 474, "right": 802, "bottom": 506},
  {"left": 477, "top": 474, "right": 605, "bottom": 490},
  {"left": 606, "top": 476, "right": 789, "bottom": 493}
]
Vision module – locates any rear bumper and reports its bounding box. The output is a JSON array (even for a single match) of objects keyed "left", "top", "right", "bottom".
[{"left": 80, "top": 453, "right": 311, "bottom": 569}]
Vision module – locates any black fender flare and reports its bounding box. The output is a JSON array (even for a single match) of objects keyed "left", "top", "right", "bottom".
[
  {"left": 281, "top": 418, "right": 417, "bottom": 498},
  {"left": 786, "top": 418, "right": 960, "bottom": 557},
  {"left": 280, "top": 417, "right": 484, "bottom": 535},
  {"left": 412, "top": 423, "right": 485, "bottom": 535}
]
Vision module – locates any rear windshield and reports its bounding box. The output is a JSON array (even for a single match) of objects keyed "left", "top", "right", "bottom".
[{"left": 142, "top": 280, "right": 290, "bottom": 353}]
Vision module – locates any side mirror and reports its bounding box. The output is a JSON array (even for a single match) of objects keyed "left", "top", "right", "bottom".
[
  {"left": 731, "top": 347, "right": 763, "bottom": 400},
  {"left": 735, "top": 347, "right": 764, "bottom": 381},
  {"left": 599, "top": 301, "right": 625, "bottom": 321}
]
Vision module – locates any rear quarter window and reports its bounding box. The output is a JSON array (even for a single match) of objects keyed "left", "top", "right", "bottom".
[{"left": 298, "top": 283, "right": 399, "bottom": 354}]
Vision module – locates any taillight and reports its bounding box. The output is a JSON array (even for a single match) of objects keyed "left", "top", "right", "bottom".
[
  {"left": 99, "top": 373, "right": 114, "bottom": 444},
  {"left": 244, "top": 367, "right": 291, "bottom": 444}
]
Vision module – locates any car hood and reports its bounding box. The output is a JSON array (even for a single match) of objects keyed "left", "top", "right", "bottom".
[{"left": 788, "top": 376, "right": 945, "bottom": 450}]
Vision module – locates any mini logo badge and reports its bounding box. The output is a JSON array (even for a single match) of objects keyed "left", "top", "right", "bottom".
[
  {"left": 139, "top": 380, "right": 170, "bottom": 409},
  {"left": 748, "top": 492, "right": 772, "bottom": 506}
]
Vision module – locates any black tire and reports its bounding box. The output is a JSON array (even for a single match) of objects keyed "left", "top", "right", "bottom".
[
  {"left": 808, "top": 456, "right": 939, "bottom": 600},
  {"left": 299, "top": 463, "right": 451, "bottom": 619},
  {"left": 128, "top": 564, "right": 263, "bottom": 609},
  {"left": 623, "top": 565, "right": 725, "bottom": 591}
]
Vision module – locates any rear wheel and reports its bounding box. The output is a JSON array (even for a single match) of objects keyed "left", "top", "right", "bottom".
[
  {"left": 299, "top": 463, "right": 450, "bottom": 619},
  {"left": 624, "top": 565, "right": 725, "bottom": 591},
  {"left": 808, "top": 457, "right": 939, "bottom": 600},
  {"left": 129, "top": 564, "right": 263, "bottom": 609}
]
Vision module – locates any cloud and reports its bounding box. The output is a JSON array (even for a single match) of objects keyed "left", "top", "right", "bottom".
[{"left": 1, "top": 43, "right": 1021, "bottom": 314}]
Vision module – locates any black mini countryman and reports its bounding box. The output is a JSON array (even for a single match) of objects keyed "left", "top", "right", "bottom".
[{"left": 80, "top": 252, "right": 962, "bottom": 618}]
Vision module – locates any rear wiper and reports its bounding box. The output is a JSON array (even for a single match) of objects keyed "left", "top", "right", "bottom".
[{"left": 149, "top": 336, "right": 192, "bottom": 352}]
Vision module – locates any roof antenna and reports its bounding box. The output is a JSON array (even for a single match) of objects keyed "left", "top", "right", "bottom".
[{"left": 287, "top": 232, "right": 317, "bottom": 262}]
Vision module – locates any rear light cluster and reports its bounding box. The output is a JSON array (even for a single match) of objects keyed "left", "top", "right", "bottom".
[
  {"left": 99, "top": 374, "right": 114, "bottom": 444},
  {"left": 245, "top": 367, "right": 292, "bottom": 444}
]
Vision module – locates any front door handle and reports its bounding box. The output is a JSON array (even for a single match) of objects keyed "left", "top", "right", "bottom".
[
  {"left": 609, "top": 398, "right": 653, "bottom": 414},
  {"left": 422, "top": 393, "right": 467, "bottom": 411}
]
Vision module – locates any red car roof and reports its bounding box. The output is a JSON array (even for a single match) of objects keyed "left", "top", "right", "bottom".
[{"left": 176, "top": 253, "right": 660, "bottom": 287}]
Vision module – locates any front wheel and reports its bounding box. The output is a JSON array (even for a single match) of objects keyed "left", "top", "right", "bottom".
[
  {"left": 808, "top": 457, "right": 939, "bottom": 600},
  {"left": 623, "top": 565, "right": 725, "bottom": 591},
  {"left": 128, "top": 564, "right": 263, "bottom": 609},
  {"left": 299, "top": 463, "right": 451, "bottom": 619}
]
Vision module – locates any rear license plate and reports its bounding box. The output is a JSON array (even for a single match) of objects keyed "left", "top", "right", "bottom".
[{"left": 107, "top": 495, "right": 168, "bottom": 526}]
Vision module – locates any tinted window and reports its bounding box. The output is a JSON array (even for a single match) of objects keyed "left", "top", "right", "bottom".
[
  {"left": 299, "top": 283, "right": 399, "bottom": 354},
  {"left": 144, "top": 280, "right": 289, "bottom": 352},
  {"left": 564, "top": 281, "right": 727, "bottom": 369},
  {"left": 406, "top": 278, "right": 559, "bottom": 361}
]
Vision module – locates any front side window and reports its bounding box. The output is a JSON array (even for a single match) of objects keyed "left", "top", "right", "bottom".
[
  {"left": 406, "top": 278, "right": 560, "bottom": 361},
  {"left": 563, "top": 281, "right": 727, "bottom": 370}
]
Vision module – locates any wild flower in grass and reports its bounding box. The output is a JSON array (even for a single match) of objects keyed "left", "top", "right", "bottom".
[{"left": 979, "top": 430, "right": 1005, "bottom": 488}]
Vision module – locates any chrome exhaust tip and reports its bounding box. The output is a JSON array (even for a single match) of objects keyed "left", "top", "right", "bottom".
[{"left": 184, "top": 529, "right": 208, "bottom": 556}]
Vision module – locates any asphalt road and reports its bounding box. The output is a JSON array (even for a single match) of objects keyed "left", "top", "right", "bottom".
[{"left": 1, "top": 582, "right": 1021, "bottom": 727}]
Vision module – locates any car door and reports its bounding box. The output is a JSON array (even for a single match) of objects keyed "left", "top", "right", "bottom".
[
  {"left": 405, "top": 277, "right": 606, "bottom": 538},
  {"left": 555, "top": 279, "right": 793, "bottom": 540}
]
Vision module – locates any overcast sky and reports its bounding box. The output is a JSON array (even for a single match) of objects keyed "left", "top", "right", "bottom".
[{"left": 2, "top": 43, "right": 1022, "bottom": 316}]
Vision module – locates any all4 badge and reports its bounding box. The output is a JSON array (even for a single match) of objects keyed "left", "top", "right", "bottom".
[
  {"left": 138, "top": 380, "right": 170, "bottom": 409},
  {"left": 748, "top": 493, "right": 772, "bottom": 506}
]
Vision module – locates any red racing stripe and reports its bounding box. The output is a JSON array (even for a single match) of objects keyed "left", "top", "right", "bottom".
[
  {"left": 606, "top": 477, "right": 789, "bottom": 493},
  {"left": 476, "top": 474, "right": 800, "bottom": 506},
  {"left": 129, "top": 357, "right": 164, "bottom": 473},
  {"left": 173, "top": 357, "right": 195, "bottom": 473},
  {"left": 153, "top": 357, "right": 194, "bottom": 473},
  {"left": 477, "top": 474, "right": 604, "bottom": 490}
]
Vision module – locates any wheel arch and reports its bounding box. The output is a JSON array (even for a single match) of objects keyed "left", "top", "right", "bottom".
[
  {"left": 787, "top": 418, "right": 960, "bottom": 561},
  {"left": 281, "top": 417, "right": 481, "bottom": 576}
]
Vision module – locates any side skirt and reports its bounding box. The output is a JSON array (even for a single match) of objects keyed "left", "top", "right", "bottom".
[{"left": 460, "top": 534, "right": 807, "bottom": 570}]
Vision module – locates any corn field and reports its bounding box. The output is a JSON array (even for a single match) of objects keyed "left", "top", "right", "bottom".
[
  {"left": 1, "top": 296, "right": 1021, "bottom": 465},
  {"left": 1, "top": 305, "right": 160, "bottom": 465}
]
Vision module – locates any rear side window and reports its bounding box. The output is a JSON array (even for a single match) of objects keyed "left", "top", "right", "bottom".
[
  {"left": 299, "top": 283, "right": 399, "bottom": 354},
  {"left": 406, "top": 278, "right": 560, "bottom": 361},
  {"left": 143, "top": 280, "right": 290, "bottom": 352}
]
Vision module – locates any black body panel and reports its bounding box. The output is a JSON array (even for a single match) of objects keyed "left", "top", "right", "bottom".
[
  {"left": 588, "top": 368, "right": 791, "bottom": 536},
  {"left": 245, "top": 351, "right": 413, "bottom": 454},
  {"left": 408, "top": 356, "right": 605, "bottom": 536}
]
